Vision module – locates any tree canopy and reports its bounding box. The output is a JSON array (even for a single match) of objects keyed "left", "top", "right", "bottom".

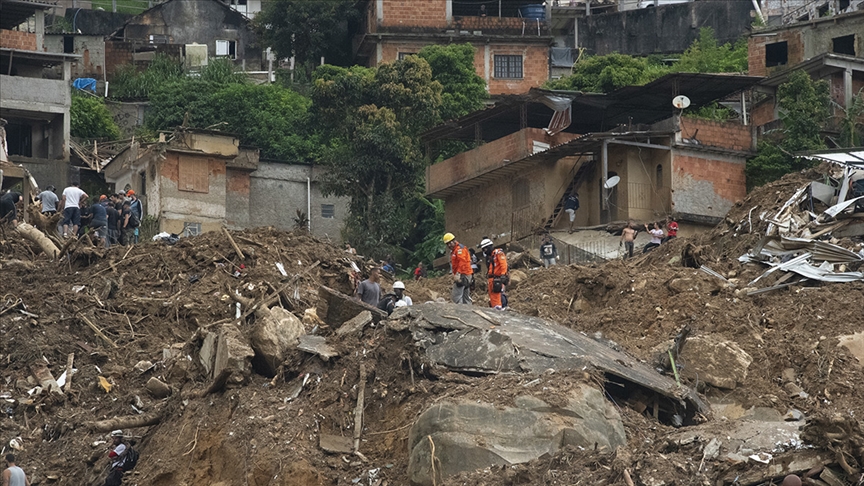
[
  {"left": 546, "top": 28, "right": 747, "bottom": 93},
  {"left": 253, "top": 0, "right": 358, "bottom": 70},
  {"left": 70, "top": 92, "right": 121, "bottom": 140},
  {"left": 745, "top": 70, "right": 831, "bottom": 190},
  {"left": 417, "top": 44, "right": 487, "bottom": 121}
]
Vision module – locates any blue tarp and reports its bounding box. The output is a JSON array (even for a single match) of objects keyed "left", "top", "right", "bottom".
[{"left": 72, "top": 78, "right": 97, "bottom": 93}]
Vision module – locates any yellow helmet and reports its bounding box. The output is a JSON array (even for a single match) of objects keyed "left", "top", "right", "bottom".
[{"left": 442, "top": 232, "right": 455, "bottom": 243}]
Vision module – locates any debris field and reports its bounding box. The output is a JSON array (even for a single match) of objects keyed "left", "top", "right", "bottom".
[{"left": 1, "top": 167, "right": 863, "bottom": 486}]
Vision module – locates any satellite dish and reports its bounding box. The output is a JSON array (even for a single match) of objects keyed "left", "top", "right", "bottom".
[
  {"left": 604, "top": 175, "right": 621, "bottom": 189},
  {"left": 672, "top": 95, "right": 691, "bottom": 109}
]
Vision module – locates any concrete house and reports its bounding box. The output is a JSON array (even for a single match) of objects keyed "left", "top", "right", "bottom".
[
  {"left": 424, "top": 73, "right": 760, "bottom": 257},
  {"left": 103, "top": 129, "right": 347, "bottom": 241},
  {"left": 104, "top": 0, "right": 262, "bottom": 76},
  {"left": 748, "top": 8, "right": 864, "bottom": 129},
  {"left": 1, "top": 0, "right": 79, "bottom": 190}
]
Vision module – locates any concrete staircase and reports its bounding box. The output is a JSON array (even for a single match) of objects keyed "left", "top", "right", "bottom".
[{"left": 543, "top": 158, "right": 596, "bottom": 231}]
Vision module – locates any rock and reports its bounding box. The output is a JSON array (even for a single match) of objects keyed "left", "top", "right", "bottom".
[
  {"left": 784, "top": 409, "right": 804, "bottom": 421},
  {"left": 507, "top": 270, "right": 528, "bottom": 289},
  {"left": 199, "top": 331, "right": 217, "bottom": 376},
  {"left": 781, "top": 367, "right": 797, "bottom": 383},
  {"left": 302, "top": 307, "right": 324, "bottom": 327},
  {"left": 837, "top": 331, "right": 864, "bottom": 366},
  {"left": 214, "top": 323, "right": 254, "bottom": 383},
  {"left": 319, "top": 434, "right": 353, "bottom": 454},
  {"left": 317, "top": 285, "right": 387, "bottom": 328},
  {"left": 702, "top": 438, "right": 722, "bottom": 461},
  {"left": 145, "top": 377, "right": 171, "bottom": 398},
  {"left": 783, "top": 382, "right": 808, "bottom": 398},
  {"left": 297, "top": 335, "right": 338, "bottom": 360},
  {"left": 250, "top": 306, "right": 305, "bottom": 377},
  {"left": 335, "top": 310, "right": 372, "bottom": 336},
  {"left": 133, "top": 360, "right": 154, "bottom": 373},
  {"left": 407, "top": 385, "right": 626, "bottom": 485},
  {"left": 680, "top": 336, "right": 752, "bottom": 390}
]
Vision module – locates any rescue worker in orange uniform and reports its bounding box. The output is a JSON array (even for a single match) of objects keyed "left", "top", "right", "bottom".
[
  {"left": 479, "top": 238, "right": 508, "bottom": 309},
  {"left": 443, "top": 232, "right": 473, "bottom": 304}
]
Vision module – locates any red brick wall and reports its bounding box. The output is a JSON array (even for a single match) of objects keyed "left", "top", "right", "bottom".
[
  {"left": 381, "top": 0, "right": 448, "bottom": 28},
  {"left": 105, "top": 40, "right": 184, "bottom": 79},
  {"left": 750, "top": 100, "right": 776, "bottom": 127},
  {"left": 0, "top": 29, "right": 37, "bottom": 51},
  {"left": 680, "top": 117, "right": 752, "bottom": 152},
  {"left": 674, "top": 154, "right": 746, "bottom": 203},
  {"left": 486, "top": 44, "right": 549, "bottom": 95},
  {"left": 748, "top": 30, "right": 804, "bottom": 77}
]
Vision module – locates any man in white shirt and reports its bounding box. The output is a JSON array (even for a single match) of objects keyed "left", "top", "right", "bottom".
[
  {"left": 58, "top": 182, "right": 88, "bottom": 238},
  {"left": 3, "top": 454, "right": 30, "bottom": 486},
  {"left": 643, "top": 222, "right": 664, "bottom": 253},
  {"left": 103, "top": 430, "right": 126, "bottom": 486},
  {"left": 393, "top": 281, "right": 413, "bottom": 307}
]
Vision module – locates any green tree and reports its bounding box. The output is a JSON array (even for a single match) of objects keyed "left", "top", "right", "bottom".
[
  {"left": 417, "top": 44, "right": 487, "bottom": 121},
  {"left": 673, "top": 28, "right": 747, "bottom": 74},
  {"left": 70, "top": 92, "right": 121, "bottom": 140},
  {"left": 110, "top": 54, "right": 184, "bottom": 100},
  {"left": 546, "top": 53, "right": 668, "bottom": 93},
  {"left": 838, "top": 92, "right": 864, "bottom": 148},
  {"left": 312, "top": 56, "right": 443, "bottom": 257},
  {"left": 254, "top": 0, "right": 358, "bottom": 74},
  {"left": 746, "top": 70, "right": 831, "bottom": 189}
]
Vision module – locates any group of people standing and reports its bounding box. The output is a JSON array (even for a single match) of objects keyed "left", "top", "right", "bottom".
[
  {"left": 354, "top": 267, "right": 414, "bottom": 315},
  {"left": 620, "top": 217, "right": 678, "bottom": 258},
  {"left": 34, "top": 183, "right": 142, "bottom": 247},
  {"left": 443, "top": 232, "right": 510, "bottom": 310}
]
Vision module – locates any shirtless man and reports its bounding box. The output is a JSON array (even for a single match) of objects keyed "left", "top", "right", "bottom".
[{"left": 620, "top": 221, "right": 637, "bottom": 259}]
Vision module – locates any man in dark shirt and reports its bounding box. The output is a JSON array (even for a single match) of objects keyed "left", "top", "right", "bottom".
[
  {"left": 90, "top": 200, "right": 108, "bottom": 247},
  {"left": 120, "top": 201, "right": 139, "bottom": 246},
  {"left": 104, "top": 198, "right": 120, "bottom": 248}
]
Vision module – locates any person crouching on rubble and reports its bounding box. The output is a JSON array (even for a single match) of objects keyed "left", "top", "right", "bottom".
[
  {"left": 479, "top": 237, "right": 509, "bottom": 310},
  {"left": 443, "top": 232, "right": 473, "bottom": 304}
]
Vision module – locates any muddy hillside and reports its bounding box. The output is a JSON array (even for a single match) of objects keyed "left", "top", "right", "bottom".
[{"left": 1, "top": 169, "right": 863, "bottom": 486}]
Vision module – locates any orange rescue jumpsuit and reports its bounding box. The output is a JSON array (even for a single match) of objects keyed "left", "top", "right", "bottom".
[
  {"left": 450, "top": 242, "right": 474, "bottom": 304},
  {"left": 486, "top": 247, "right": 508, "bottom": 308}
]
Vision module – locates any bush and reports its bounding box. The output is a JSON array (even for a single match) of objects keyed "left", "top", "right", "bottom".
[{"left": 70, "top": 92, "right": 121, "bottom": 140}]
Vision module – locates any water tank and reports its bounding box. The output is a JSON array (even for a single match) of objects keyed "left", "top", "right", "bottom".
[{"left": 519, "top": 4, "right": 546, "bottom": 20}]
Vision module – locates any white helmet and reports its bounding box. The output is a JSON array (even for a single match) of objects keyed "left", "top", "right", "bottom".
[
  {"left": 110, "top": 430, "right": 124, "bottom": 437},
  {"left": 392, "top": 281, "right": 405, "bottom": 290},
  {"left": 479, "top": 238, "right": 493, "bottom": 249}
]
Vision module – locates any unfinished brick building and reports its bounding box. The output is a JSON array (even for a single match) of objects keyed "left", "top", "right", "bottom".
[{"left": 354, "top": 0, "right": 553, "bottom": 95}]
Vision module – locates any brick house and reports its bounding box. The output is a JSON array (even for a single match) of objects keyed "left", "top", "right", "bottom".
[
  {"left": 1, "top": 0, "right": 79, "bottom": 190},
  {"left": 423, "top": 73, "right": 760, "bottom": 253},
  {"left": 103, "top": 129, "right": 347, "bottom": 241},
  {"left": 748, "top": 9, "right": 864, "bottom": 130},
  {"left": 354, "top": 0, "right": 553, "bottom": 94}
]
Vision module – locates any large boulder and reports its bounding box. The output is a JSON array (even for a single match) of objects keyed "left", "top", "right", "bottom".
[
  {"left": 407, "top": 385, "right": 626, "bottom": 485},
  {"left": 654, "top": 335, "right": 752, "bottom": 390},
  {"left": 250, "top": 307, "right": 305, "bottom": 376}
]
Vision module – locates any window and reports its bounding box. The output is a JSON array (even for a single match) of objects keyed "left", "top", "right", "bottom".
[
  {"left": 765, "top": 41, "right": 788, "bottom": 67},
  {"left": 216, "top": 40, "right": 237, "bottom": 59},
  {"left": 63, "top": 36, "right": 74, "bottom": 54},
  {"left": 139, "top": 171, "right": 147, "bottom": 197},
  {"left": 397, "top": 52, "right": 416, "bottom": 60},
  {"left": 832, "top": 35, "right": 856, "bottom": 56},
  {"left": 183, "top": 222, "right": 202, "bottom": 237},
  {"left": 5, "top": 122, "right": 32, "bottom": 157},
  {"left": 178, "top": 157, "right": 210, "bottom": 193},
  {"left": 321, "top": 204, "right": 335, "bottom": 219},
  {"left": 494, "top": 55, "right": 523, "bottom": 79}
]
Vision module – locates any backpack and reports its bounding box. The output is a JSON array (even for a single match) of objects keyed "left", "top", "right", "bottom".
[
  {"left": 122, "top": 445, "right": 139, "bottom": 472},
  {"left": 126, "top": 211, "right": 140, "bottom": 229}
]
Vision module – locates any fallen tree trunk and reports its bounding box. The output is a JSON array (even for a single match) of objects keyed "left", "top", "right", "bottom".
[
  {"left": 85, "top": 409, "right": 163, "bottom": 432},
  {"left": 15, "top": 222, "right": 59, "bottom": 258}
]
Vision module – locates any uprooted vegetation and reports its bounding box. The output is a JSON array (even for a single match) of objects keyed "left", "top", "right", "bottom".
[{"left": 1, "top": 168, "right": 864, "bottom": 486}]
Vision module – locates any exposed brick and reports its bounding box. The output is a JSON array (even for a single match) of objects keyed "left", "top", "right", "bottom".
[{"left": 0, "top": 29, "right": 38, "bottom": 51}]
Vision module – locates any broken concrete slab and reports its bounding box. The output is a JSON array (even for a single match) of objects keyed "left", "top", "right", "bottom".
[
  {"left": 317, "top": 286, "right": 387, "bottom": 328},
  {"left": 199, "top": 331, "right": 217, "bottom": 376},
  {"left": 393, "top": 303, "right": 709, "bottom": 422},
  {"left": 407, "top": 384, "right": 625, "bottom": 486},
  {"left": 319, "top": 434, "right": 353, "bottom": 454},
  {"left": 654, "top": 335, "right": 752, "bottom": 390},
  {"left": 335, "top": 310, "right": 372, "bottom": 336},
  {"left": 214, "top": 324, "right": 254, "bottom": 384},
  {"left": 249, "top": 306, "right": 305, "bottom": 376},
  {"left": 297, "top": 335, "right": 338, "bottom": 360}
]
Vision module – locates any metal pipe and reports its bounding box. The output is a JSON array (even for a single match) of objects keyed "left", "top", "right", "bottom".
[
  {"left": 751, "top": 0, "right": 765, "bottom": 24},
  {"left": 601, "top": 139, "right": 608, "bottom": 210}
]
